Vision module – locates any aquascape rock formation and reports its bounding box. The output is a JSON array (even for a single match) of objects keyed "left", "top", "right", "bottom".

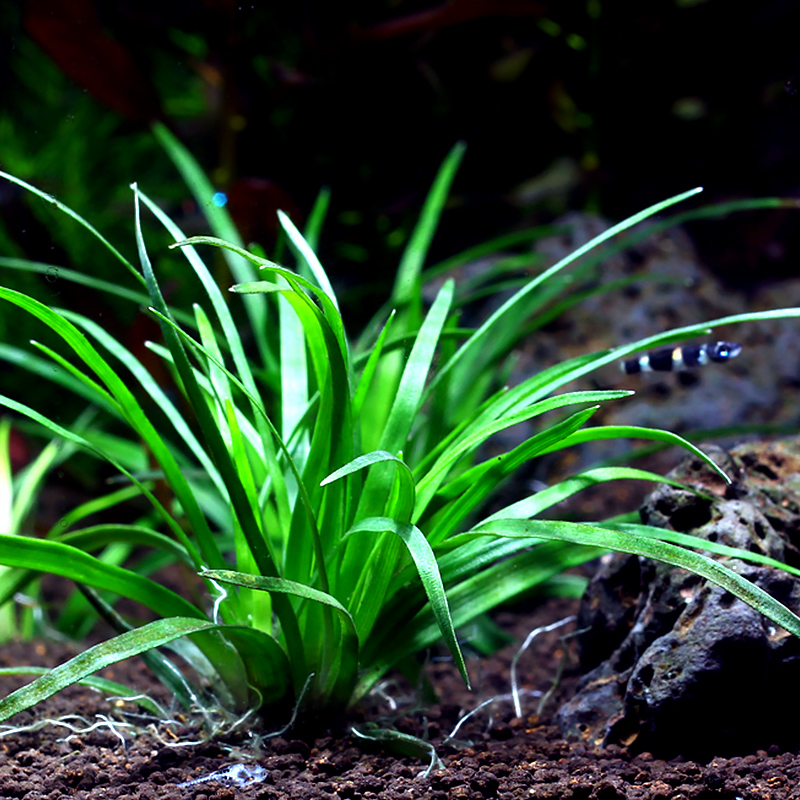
[{"left": 557, "top": 438, "right": 800, "bottom": 760}]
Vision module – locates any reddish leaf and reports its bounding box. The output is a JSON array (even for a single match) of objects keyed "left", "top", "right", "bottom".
[{"left": 24, "top": 0, "right": 161, "bottom": 122}]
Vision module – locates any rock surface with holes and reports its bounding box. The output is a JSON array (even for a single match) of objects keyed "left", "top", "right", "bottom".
[{"left": 556, "top": 438, "right": 800, "bottom": 759}]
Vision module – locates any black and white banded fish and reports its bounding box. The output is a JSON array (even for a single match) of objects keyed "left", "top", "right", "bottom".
[{"left": 620, "top": 341, "right": 742, "bottom": 375}]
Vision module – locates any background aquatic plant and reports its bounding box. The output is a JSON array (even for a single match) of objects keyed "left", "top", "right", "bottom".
[{"left": 0, "top": 134, "right": 798, "bottom": 733}]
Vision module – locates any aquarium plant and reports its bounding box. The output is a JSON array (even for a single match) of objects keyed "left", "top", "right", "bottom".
[{"left": 0, "top": 128, "right": 798, "bottom": 734}]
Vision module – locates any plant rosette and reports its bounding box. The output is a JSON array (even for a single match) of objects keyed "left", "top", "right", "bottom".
[{"left": 0, "top": 127, "right": 798, "bottom": 741}]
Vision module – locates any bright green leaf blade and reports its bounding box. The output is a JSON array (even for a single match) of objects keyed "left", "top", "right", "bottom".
[
  {"left": 203, "top": 570, "right": 358, "bottom": 707},
  {"left": 321, "top": 450, "right": 409, "bottom": 485},
  {"left": 304, "top": 186, "right": 331, "bottom": 252},
  {"left": 132, "top": 188, "right": 272, "bottom": 582},
  {"left": 543, "top": 425, "right": 731, "bottom": 483},
  {"left": 351, "top": 724, "right": 443, "bottom": 776},
  {"left": 530, "top": 308, "right": 800, "bottom": 402},
  {"left": 322, "top": 450, "right": 416, "bottom": 525},
  {"left": 0, "top": 617, "right": 288, "bottom": 723},
  {"left": 353, "top": 310, "right": 396, "bottom": 419},
  {"left": 0, "top": 667, "right": 163, "bottom": 717},
  {"left": 430, "top": 186, "right": 704, "bottom": 391},
  {"left": 59, "top": 524, "right": 192, "bottom": 565},
  {"left": 135, "top": 187, "right": 272, "bottom": 398},
  {"left": 471, "top": 519, "right": 800, "bottom": 637},
  {"left": 51, "top": 483, "right": 155, "bottom": 535},
  {"left": 356, "top": 539, "right": 600, "bottom": 700},
  {"left": 414, "top": 389, "right": 632, "bottom": 516},
  {"left": 0, "top": 171, "right": 144, "bottom": 287},
  {"left": 150, "top": 123, "right": 274, "bottom": 374},
  {"left": 594, "top": 521, "right": 800, "bottom": 579},
  {"left": 0, "top": 257, "right": 168, "bottom": 313},
  {"left": 379, "top": 280, "right": 454, "bottom": 455},
  {"left": 177, "top": 235, "right": 349, "bottom": 355},
  {"left": 278, "top": 210, "right": 339, "bottom": 310},
  {"left": 476, "top": 466, "right": 709, "bottom": 524},
  {"left": 0, "top": 343, "right": 119, "bottom": 416},
  {"left": 426, "top": 406, "right": 600, "bottom": 540},
  {"left": 0, "top": 393, "right": 199, "bottom": 561},
  {"left": 0, "top": 535, "right": 203, "bottom": 619},
  {"left": 345, "top": 517, "right": 469, "bottom": 689},
  {"left": 392, "top": 142, "right": 466, "bottom": 307}
]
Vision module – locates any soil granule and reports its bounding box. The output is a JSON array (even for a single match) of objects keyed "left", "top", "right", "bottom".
[{"left": 0, "top": 598, "right": 797, "bottom": 799}]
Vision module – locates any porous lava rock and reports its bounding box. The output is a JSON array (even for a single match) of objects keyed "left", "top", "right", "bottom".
[{"left": 557, "top": 438, "right": 800, "bottom": 759}]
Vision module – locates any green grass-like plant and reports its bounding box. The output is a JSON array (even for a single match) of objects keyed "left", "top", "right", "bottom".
[{"left": 0, "top": 130, "right": 800, "bottom": 733}]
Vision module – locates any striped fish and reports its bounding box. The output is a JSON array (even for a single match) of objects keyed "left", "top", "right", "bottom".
[{"left": 621, "top": 341, "right": 742, "bottom": 375}]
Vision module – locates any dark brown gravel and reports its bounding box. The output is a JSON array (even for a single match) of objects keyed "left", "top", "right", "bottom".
[{"left": 0, "top": 598, "right": 797, "bottom": 799}]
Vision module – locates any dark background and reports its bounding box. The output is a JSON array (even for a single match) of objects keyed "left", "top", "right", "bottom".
[{"left": 1, "top": 0, "right": 800, "bottom": 328}]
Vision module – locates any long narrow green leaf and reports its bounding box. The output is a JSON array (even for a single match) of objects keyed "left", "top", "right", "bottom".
[
  {"left": 353, "top": 310, "right": 396, "bottom": 418},
  {"left": 321, "top": 450, "right": 412, "bottom": 487},
  {"left": 414, "top": 389, "right": 632, "bottom": 517},
  {"left": 144, "top": 296, "right": 339, "bottom": 680},
  {"left": 10, "top": 427, "right": 80, "bottom": 535},
  {"left": 0, "top": 343, "right": 120, "bottom": 417},
  {"left": 142, "top": 308, "right": 323, "bottom": 560},
  {"left": 469, "top": 519, "right": 800, "bottom": 637},
  {"left": 0, "top": 171, "right": 144, "bottom": 287},
  {"left": 379, "top": 280, "right": 454, "bottom": 455},
  {"left": 78, "top": 583, "right": 199, "bottom": 711},
  {"left": 356, "top": 539, "right": 600, "bottom": 701},
  {"left": 426, "top": 406, "right": 600, "bottom": 541},
  {"left": 392, "top": 142, "right": 466, "bottom": 310},
  {"left": 0, "top": 617, "right": 290, "bottom": 723},
  {"left": 540, "top": 425, "right": 730, "bottom": 482},
  {"left": 132, "top": 189, "right": 272, "bottom": 588},
  {"left": 203, "top": 569, "right": 357, "bottom": 709},
  {"left": 0, "top": 534, "right": 202, "bottom": 618},
  {"left": 134, "top": 189, "right": 275, "bottom": 432},
  {"left": 59, "top": 524, "right": 192, "bottom": 564},
  {"left": 476, "top": 466, "right": 708, "bottom": 524},
  {"left": 595, "top": 521, "right": 800, "bottom": 579},
  {"left": 150, "top": 124, "right": 268, "bottom": 351},
  {"left": 0, "top": 257, "right": 164, "bottom": 311},
  {"left": 0, "top": 285, "right": 223, "bottom": 569},
  {"left": 0, "top": 420, "right": 11, "bottom": 535},
  {"left": 344, "top": 517, "right": 469, "bottom": 688},
  {"left": 322, "top": 450, "right": 415, "bottom": 524},
  {"left": 50, "top": 483, "right": 155, "bottom": 535},
  {"left": 424, "top": 225, "right": 560, "bottom": 282},
  {"left": 0, "top": 667, "right": 163, "bottom": 716},
  {"left": 304, "top": 187, "right": 331, "bottom": 253},
  {"left": 615, "top": 197, "right": 800, "bottom": 260},
  {"left": 58, "top": 309, "right": 227, "bottom": 501},
  {"left": 429, "top": 187, "right": 703, "bottom": 392},
  {"left": 336, "top": 281, "right": 454, "bottom": 624},
  {"left": 177, "top": 235, "right": 350, "bottom": 363},
  {"left": 518, "top": 308, "right": 800, "bottom": 406},
  {"left": 278, "top": 210, "right": 339, "bottom": 311},
  {"left": 270, "top": 288, "right": 346, "bottom": 586},
  {"left": 0, "top": 393, "right": 200, "bottom": 565},
  {"left": 28, "top": 340, "right": 120, "bottom": 413},
  {"left": 275, "top": 275, "right": 310, "bottom": 469}
]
